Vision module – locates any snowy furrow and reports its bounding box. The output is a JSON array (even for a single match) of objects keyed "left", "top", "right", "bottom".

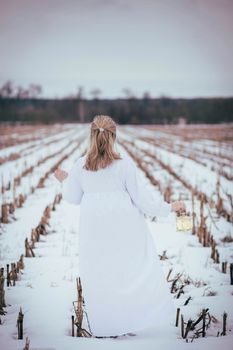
[
  {"left": 117, "top": 132, "right": 233, "bottom": 241},
  {"left": 124, "top": 126, "right": 233, "bottom": 176},
  {"left": 0, "top": 138, "right": 88, "bottom": 263},
  {"left": 0, "top": 134, "right": 88, "bottom": 207},
  {"left": 134, "top": 139, "right": 232, "bottom": 210},
  {"left": 0, "top": 124, "right": 74, "bottom": 158},
  {"left": 0, "top": 128, "right": 83, "bottom": 184}
]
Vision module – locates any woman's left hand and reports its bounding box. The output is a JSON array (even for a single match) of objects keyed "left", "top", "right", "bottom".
[
  {"left": 54, "top": 168, "right": 68, "bottom": 183},
  {"left": 171, "top": 200, "right": 186, "bottom": 213}
]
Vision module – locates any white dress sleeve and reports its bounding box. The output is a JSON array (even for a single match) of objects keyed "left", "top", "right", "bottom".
[
  {"left": 61, "top": 159, "right": 84, "bottom": 205},
  {"left": 124, "top": 156, "right": 171, "bottom": 217}
]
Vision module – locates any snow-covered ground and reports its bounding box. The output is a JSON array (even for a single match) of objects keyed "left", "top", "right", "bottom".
[{"left": 0, "top": 123, "right": 232, "bottom": 350}]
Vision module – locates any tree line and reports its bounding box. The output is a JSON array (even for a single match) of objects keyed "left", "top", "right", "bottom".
[
  {"left": 0, "top": 81, "right": 232, "bottom": 124},
  {"left": 1, "top": 96, "right": 233, "bottom": 124}
]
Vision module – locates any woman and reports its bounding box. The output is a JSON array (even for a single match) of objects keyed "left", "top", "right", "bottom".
[{"left": 54, "top": 115, "right": 185, "bottom": 338}]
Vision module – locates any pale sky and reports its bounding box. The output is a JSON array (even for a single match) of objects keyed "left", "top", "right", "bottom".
[{"left": 0, "top": 0, "right": 233, "bottom": 98}]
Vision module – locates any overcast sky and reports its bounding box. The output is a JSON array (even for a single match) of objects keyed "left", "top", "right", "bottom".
[{"left": 0, "top": 0, "right": 232, "bottom": 98}]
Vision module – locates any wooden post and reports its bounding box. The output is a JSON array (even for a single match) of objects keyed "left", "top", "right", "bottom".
[
  {"left": 0, "top": 267, "right": 6, "bottom": 309},
  {"left": 216, "top": 250, "right": 220, "bottom": 264},
  {"left": 184, "top": 296, "right": 191, "bottom": 306},
  {"left": 222, "top": 312, "right": 227, "bottom": 336},
  {"left": 17, "top": 307, "right": 24, "bottom": 339},
  {"left": 191, "top": 190, "right": 195, "bottom": 235},
  {"left": 202, "top": 308, "right": 206, "bottom": 337},
  {"left": 6, "top": 264, "right": 10, "bottom": 287},
  {"left": 203, "top": 225, "right": 207, "bottom": 247},
  {"left": 175, "top": 308, "right": 180, "bottom": 327},
  {"left": 11, "top": 262, "right": 17, "bottom": 285},
  {"left": 1, "top": 204, "right": 9, "bottom": 223},
  {"left": 77, "top": 277, "right": 83, "bottom": 337},
  {"left": 230, "top": 263, "right": 233, "bottom": 285},
  {"left": 222, "top": 262, "right": 224, "bottom": 273},
  {"left": 181, "top": 314, "right": 184, "bottom": 338},
  {"left": 1, "top": 174, "right": 4, "bottom": 195},
  {"left": 211, "top": 240, "right": 216, "bottom": 261},
  {"left": 198, "top": 194, "right": 204, "bottom": 243},
  {"left": 72, "top": 315, "right": 74, "bottom": 336},
  {"left": 206, "top": 230, "right": 210, "bottom": 247}
]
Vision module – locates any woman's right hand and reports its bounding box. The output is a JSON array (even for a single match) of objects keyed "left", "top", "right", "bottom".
[
  {"left": 171, "top": 200, "right": 186, "bottom": 213},
  {"left": 54, "top": 168, "right": 68, "bottom": 183}
]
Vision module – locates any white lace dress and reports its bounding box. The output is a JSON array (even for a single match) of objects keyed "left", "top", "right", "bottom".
[{"left": 62, "top": 152, "right": 176, "bottom": 337}]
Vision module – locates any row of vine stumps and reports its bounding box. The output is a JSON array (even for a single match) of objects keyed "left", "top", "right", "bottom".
[
  {"left": 0, "top": 142, "right": 232, "bottom": 347},
  {"left": 120, "top": 140, "right": 233, "bottom": 283},
  {"left": 0, "top": 147, "right": 89, "bottom": 348},
  {"left": 0, "top": 192, "right": 63, "bottom": 349},
  {"left": 1, "top": 136, "right": 85, "bottom": 225},
  {"left": 117, "top": 139, "right": 232, "bottom": 342}
]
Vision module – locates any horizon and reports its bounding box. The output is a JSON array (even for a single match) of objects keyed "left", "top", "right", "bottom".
[{"left": 1, "top": 90, "right": 233, "bottom": 100}]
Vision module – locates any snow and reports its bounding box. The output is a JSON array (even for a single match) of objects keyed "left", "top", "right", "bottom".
[{"left": 0, "top": 123, "right": 233, "bottom": 350}]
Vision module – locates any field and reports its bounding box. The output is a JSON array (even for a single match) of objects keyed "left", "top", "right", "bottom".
[{"left": 0, "top": 123, "right": 233, "bottom": 350}]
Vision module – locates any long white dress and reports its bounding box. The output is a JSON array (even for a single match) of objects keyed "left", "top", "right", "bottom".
[{"left": 62, "top": 152, "right": 176, "bottom": 337}]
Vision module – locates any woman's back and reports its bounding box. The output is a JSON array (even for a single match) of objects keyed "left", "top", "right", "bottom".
[
  {"left": 62, "top": 152, "right": 171, "bottom": 218},
  {"left": 78, "top": 154, "right": 126, "bottom": 194}
]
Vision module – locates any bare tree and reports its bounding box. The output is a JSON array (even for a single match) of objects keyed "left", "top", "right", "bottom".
[
  {"left": 122, "top": 88, "right": 137, "bottom": 99},
  {"left": 90, "top": 88, "right": 102, "bottom": 100},
  {"left": 15, "top": 86, "right": 31, "bottom": 98},
  {"left": 0, "top": 81, "right": 42, "bottom": 99},
  {"left": 28, "top": 84, "right": 42, "bottom": 98},
  {"left": 0, "top": 80, "right": 15, "bottom": 98},
  {"left": 142, "top": 91, "right": 151, "bottom": 99}
]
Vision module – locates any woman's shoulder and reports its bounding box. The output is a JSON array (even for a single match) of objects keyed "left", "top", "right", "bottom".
[
  {"left": 119, "top": 153, "right": 135, "bottom": 165},
  {"left": 75, "top": 153, "right": 134, "bottom": 170},
  {"left": 73, "top": 154, "right": 86, "bottom": 168},
  {"left": 116, "top": 153, "right": 136, "bottom": 170}
]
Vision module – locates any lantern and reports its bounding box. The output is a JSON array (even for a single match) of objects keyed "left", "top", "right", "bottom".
[{"left": 176, "top": 211, "right": 193, "bottom": 231}]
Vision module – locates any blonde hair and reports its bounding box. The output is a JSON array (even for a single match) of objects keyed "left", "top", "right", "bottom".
[{"left": 83, "top": 115, "right": 122, "bottom": 171}]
